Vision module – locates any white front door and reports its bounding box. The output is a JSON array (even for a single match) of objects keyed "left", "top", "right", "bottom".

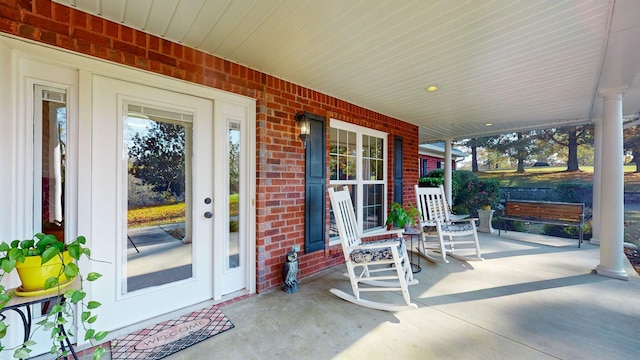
[{"left": 90, "top": 76, "right": 215, "bottom": 331}]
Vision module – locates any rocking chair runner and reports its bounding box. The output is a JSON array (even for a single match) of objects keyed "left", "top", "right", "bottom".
[
  {"left": 414, "top": 184, "right": 483, "bottom": 263},
  {"left": 328, "top": 186, "right": 418, "bottom": 311}
]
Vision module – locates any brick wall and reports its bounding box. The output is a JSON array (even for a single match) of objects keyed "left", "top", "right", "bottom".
[
  {"left": 418, "top": 154, "right": 457, "bottom": 177},
  {"left": 0, "top": 0, "right": 419, "bottom": 293}
]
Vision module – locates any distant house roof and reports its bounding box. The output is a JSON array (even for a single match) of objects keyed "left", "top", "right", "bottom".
[{"left": 419, "top": 142, "right": 467, "bottom": 160}]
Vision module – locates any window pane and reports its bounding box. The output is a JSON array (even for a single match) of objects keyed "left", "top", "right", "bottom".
[
  {"left": 330, "top": 128, "right": 338, "bottom": 180},
  {"left": 374, "top": 137, "right": 383, "bottom": 158},
  {"left": 328, "top": 184, "right": 356, "bottom": 238},
  {"left": 374, "top": 159, "right": 383, "bottom": 180},
  {"left": 362, "top": 134, "right": 384, "bottom": 181},
  {"left": 330, "top": 128, "right": 356, "bottom": 180},
  {"left": 363, "top": 184, "right": 383, "bottom": 230}
]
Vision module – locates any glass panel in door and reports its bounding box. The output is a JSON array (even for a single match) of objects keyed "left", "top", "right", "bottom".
[
  {"left": 228, "top": 122, "right": 241, "bottom": 270},
  {"left": 123, "top": 104, "right": 193, "bottom": 293},
  {"left": 35, "top": 86, "right": 67, "bottom": 240}
]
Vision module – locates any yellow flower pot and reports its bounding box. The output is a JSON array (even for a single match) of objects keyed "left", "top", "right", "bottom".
[
  {"left": 481, "top": 204, "right": 492, "bottom": 210},
  {"left": 15, "top": 250, "right": 73, "bottom": 293}
]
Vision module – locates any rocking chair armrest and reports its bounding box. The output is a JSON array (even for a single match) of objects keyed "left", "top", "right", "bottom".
[
  {"left": 349, "top": 241, "right": 400, "bottom": 252},
  {"left": 359, "top": 228, "right": 404, "bottom": 240},
  {"left": 450, "top": 217, "right": 478, "bottom": 224}
]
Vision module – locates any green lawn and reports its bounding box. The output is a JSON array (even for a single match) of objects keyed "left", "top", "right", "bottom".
[
  {"left": 479, "top": 165, "right": 639, "bottom": 188},
  {"left": 476, "top": 166, "right": 640, "bottom": 247}
]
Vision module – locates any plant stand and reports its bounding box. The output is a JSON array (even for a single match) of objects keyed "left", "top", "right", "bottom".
[
  {"left": 1, "top": 281, "right": 79, "bottom": 360},
  {"left": 477, "top": 209, "right": 496, "bottom": 234},
  {"left": 403, "top": 228, "right": 422, "bottom": 273}
]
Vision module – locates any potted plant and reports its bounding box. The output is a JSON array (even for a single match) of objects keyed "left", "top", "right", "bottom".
[
  {"left": 386, "top": 202, "right": 422, "bottom": 230},
  {"left": 6, "top": 233, "right": 72, "bottom": 293},
  {"left": 0, "top": 233, "right": 107, "bottom": 359}
]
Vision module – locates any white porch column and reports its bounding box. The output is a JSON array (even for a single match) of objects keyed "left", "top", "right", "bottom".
[
  {"left": 595, "top": 90, "right": 628, "bottom": 280},
  {"left": 590, "top": 118, "right": 602, "bottom": 245},
  {"left": 444, "top": 138, "right": 453, "bottom": 205}
]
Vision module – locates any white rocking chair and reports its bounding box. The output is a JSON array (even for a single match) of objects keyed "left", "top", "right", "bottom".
[
  {"left": 328, "top": 186, "right": 418, "bottom": 311},
  {"left": 414, "top": 184, "right": 483, "bottom": 263}
]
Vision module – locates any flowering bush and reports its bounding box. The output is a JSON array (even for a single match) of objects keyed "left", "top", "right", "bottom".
[
  {"left": 420, "top": 170, "right": 500, "bottom": 216},
  {"left": 452, "top": 177, "right": 500, "bottom": 217},
  {"left": 466, "top": 179, "right": 500, "bottom": 215}
]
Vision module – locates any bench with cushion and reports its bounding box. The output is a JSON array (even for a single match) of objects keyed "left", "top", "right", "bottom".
[{"left": 498, "top": 199, "right": 585, "bottom": 247}]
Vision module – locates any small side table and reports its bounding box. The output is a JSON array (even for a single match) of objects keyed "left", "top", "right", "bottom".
[
  {"left": 403, "top": 228, "right": 422, "bottom": 273},
  {"left": 1, "top": 282, "right": 79, "bottom": 360}
]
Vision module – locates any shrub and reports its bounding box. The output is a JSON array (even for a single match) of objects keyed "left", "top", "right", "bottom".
[
  {"left": 454, "top": 170, "right": 477, "bottom": 192},
  {"left": 542, "top": 219, "right": 592, "bottom": 239},
  {"left": 418, "top": 177, "right": 443, "bottom": 187},
  {"left": 501, "top": 219, "right": 529, "bottom": 232},
  {"left": 229, "top": 193, "right": 240, "bottom": 217},
  {"left": 455, "top": 178, "right": 500, "bottom": 216},
  {"left": 556, "top": 182, "right": 593, "bottom": 207},
  {"left": 229, "top": 220, "right": 239, "bottom": 232},
  {"left": 422, "top": 170, "right": 500, "bottom": 216},
  {"left": 426, "top": 169, "right": 444, "bottom": 178},
  {"left": 128, "top": 174, "right": 167, "bottom": 208},
  {"left": 424, "top": 169, "right": 461, "bottom": 200}
]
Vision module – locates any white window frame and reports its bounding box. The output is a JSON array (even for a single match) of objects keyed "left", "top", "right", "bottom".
[{"left": 329, "top": 119, "right": 387, "bottom": 245}]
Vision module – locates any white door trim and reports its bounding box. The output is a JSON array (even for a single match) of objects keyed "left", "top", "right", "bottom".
[{"left": 2, "top": 34, "right": 256, "bottom": 344}]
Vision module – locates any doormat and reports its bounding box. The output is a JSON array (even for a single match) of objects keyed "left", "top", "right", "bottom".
[{"left": 111, "top": 305, "right": 234, "bottom": 360}]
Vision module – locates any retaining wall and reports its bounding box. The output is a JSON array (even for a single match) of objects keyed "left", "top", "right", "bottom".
[{"left": 500, "top": 187, "right": 640, "bottom": 204}]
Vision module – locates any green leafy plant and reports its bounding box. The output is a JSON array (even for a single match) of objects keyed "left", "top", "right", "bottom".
[
  {"left": 420, "top": 169, "right": 463, "bottom": 200},
  {"left": 433, "top": 169, "right": 501, "bottom": 216},
  {"left": 418, "top": 176, "right": 443, "bottom": 187},
  {"left": 386, "top": 202, "right": 422, "bottom": 229},
  {"left": 0, "top": 233, "right": 107, "bottom": 359},
  {"left": 556, "top": 182, "right": 593, "bottom": 207}
]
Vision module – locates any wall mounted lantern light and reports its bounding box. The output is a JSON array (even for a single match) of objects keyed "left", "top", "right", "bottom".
[{"left": 295, "top": 112, "right": 310, "bottom": 148}]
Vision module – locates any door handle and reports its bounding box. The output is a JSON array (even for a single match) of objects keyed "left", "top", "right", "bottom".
[{"left": 204, "top": 211, "right": 213, "bottom": 219}]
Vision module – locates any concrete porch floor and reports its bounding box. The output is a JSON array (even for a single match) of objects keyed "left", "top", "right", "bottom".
[{"left": 96, "top": 231, "right": 640, "bottom": 360}]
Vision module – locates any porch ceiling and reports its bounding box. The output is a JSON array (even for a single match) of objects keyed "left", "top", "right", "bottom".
[{"left": 54, "top": 0, "right": 640, "bottom": 143}]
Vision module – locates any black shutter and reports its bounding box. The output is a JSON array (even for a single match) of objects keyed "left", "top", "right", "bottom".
[
  {"left": 393, "top": 136, "right": 404, "bottom": 205},
  {"left": 304, "top": 112, "right": 326, "bottom": 253}
]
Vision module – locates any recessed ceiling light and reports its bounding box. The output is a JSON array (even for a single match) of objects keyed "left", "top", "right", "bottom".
[
  {"left": 485, "top": 123, "right": 493, "bottom": 127},
  {"left": 425, "top": 85, "right": 439, "bottom": 92}
]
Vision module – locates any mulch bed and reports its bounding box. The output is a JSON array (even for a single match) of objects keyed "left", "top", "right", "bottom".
[{"left": 624, "top": 247, "right": 640, "bottom": 276}]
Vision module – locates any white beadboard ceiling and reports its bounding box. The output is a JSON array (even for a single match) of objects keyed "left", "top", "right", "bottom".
[{"left": 53, "top": 0, "right": 640, "bottom": 143}]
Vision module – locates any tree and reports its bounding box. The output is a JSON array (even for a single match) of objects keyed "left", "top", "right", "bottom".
[
  {"left": 128, "top": 121, "right": 186, "bottom": 198},
  {"left": 540, "top": 125, "right": 593, "bottom": 171},
  {"left": 229, "top": 132, "right": 240, "bottom": 193},
  {"left": 624, "top": 124, "right": 640, "bottom": 172},
  {"left": 457, "top": 137, "right": 495, "bottom": 172},
  {"left": 491, "top": 131, "right": 539, "bottom": 172}
]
